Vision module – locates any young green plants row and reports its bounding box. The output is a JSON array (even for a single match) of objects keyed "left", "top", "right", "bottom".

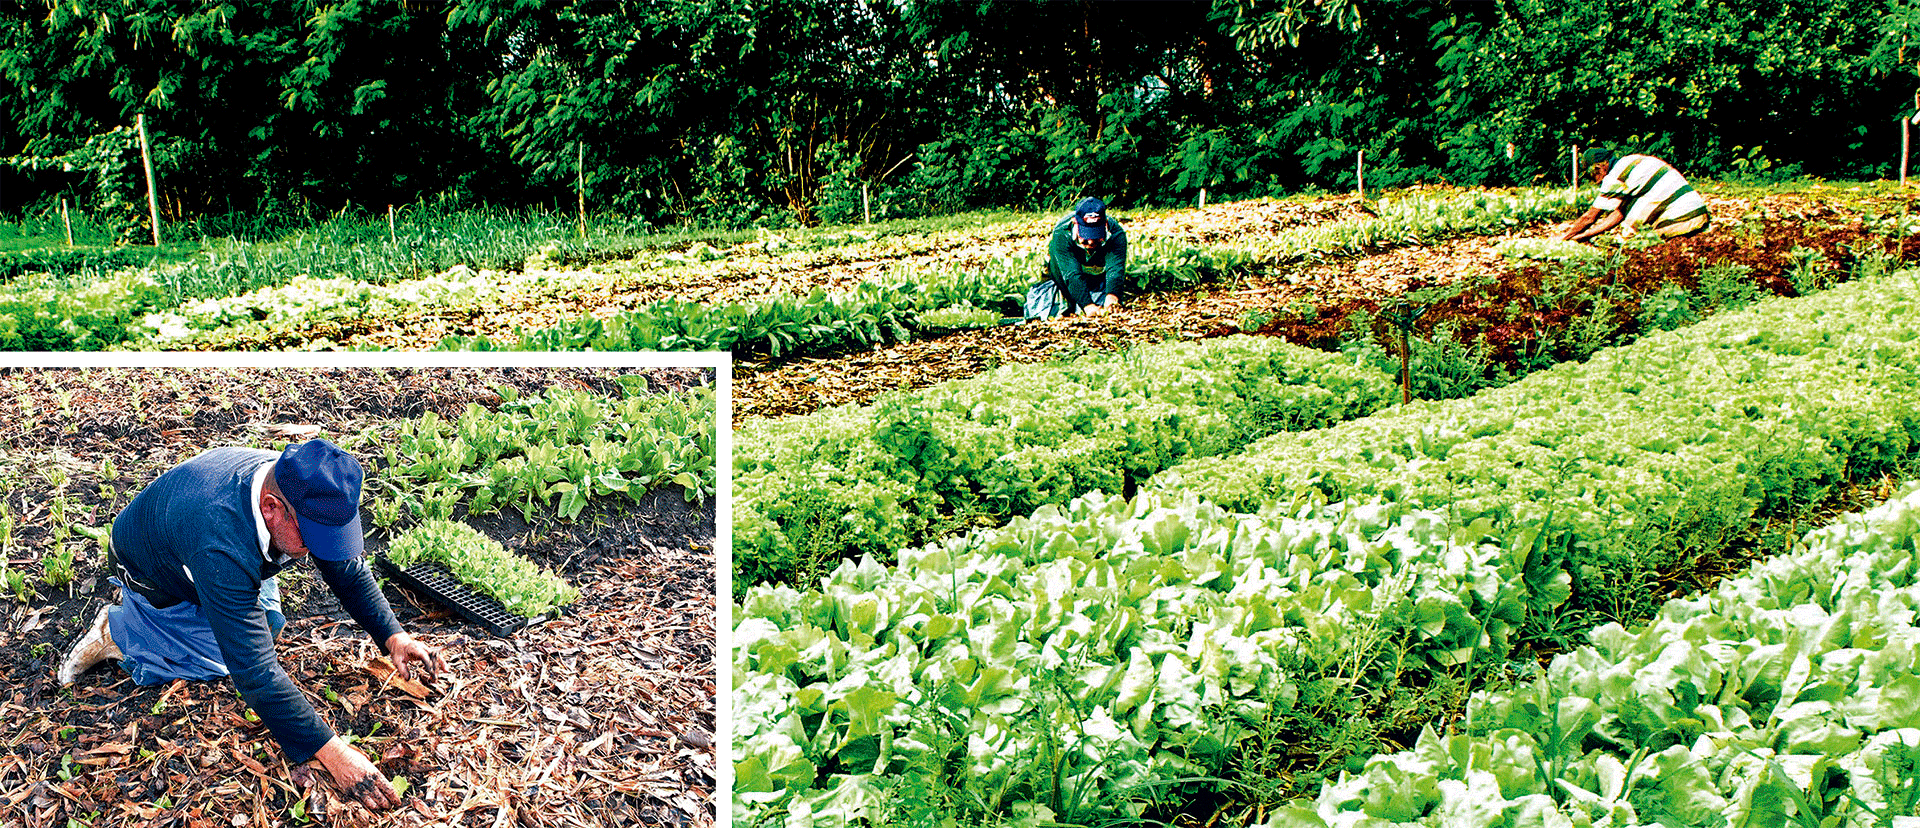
[
  {"left": 733, "top": 335, "right": 1399, "bottom": 590},
  {"left": 385, "top": 519, "right": 577, "bottom": 619},
  {"left": 733, "top": 486, "right": 1574, "bottom": 828},
  {"left": 1269, "top": 481, "right": 1920, "bottom": 827},
  {"left": 436, "top": 186, "right": 1581, "bottom": 356},
  {"left": 367, "top": 382, "right": 716, "bottom": 527},
  {"left": 1153, "top": 266, "right": 1920, "bottom": 644},
  {"left": 735, "top": 267, "right": 1920, "bottom": 826}
]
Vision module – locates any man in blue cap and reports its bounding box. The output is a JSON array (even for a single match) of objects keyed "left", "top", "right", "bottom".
[
  {"left": 1024, "top": 196, "right": 1129, "bottom": 319},
  {"left": 56, "top": 439, "right": 445, "bottom": 811}
]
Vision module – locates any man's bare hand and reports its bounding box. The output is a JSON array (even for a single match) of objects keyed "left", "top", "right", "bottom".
[
  {"left": 313, "top": 736, "right": 400, "bottom": 810},
  {"left": 384, "top": 632, "right": 446, "bottom": 685}
]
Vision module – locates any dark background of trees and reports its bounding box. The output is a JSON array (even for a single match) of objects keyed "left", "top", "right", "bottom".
[{"left": 3, "top": 0, "right": 1918, "bottom": 232}]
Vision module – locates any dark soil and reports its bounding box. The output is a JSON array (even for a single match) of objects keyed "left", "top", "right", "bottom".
[{"left": 0, "top": 367, "right": 717, "bottom": 828}]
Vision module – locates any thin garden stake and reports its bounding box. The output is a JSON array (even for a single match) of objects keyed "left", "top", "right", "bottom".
[
  {"left": 1356, "top": 150, "right": 1365, "bottom": 201},
  {"left": 1571, "top": 145, "right": 1579, "bottom": 199},
  {"left": 61, "top": 198, "right": 73, "bottom": 246},
  {"left": 862, "top": 182, "right": 870, "bottom": 225},
  {"left": 136, "top": 113, "right": 162, "bottom": 246},
  {"left": 576, "top": 141, "right": 587, "bottom": 242},
  {"left": 388, "top": 204, "right": 397, "bottom": 245},
  {"left": 1906, "top": 92, "right": 1919, "bottom": 188},
  {"left": 1199, "top": 187, "right": 1207, "bottom": 209}
]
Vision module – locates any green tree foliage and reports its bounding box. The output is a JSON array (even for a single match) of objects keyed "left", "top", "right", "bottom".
[
  {"left": 1432, "top": 0, "right": 1901, "bottom": 183},
  {"left": 1, "top": 0, "right": 1914, "bottom": 226},
  {"left": 0, "top": 0, "right": 509, "bottom": 225}
]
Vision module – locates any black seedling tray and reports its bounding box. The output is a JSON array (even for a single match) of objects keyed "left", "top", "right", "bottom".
[{"left": 376, "top": 557, "right": 554, "bottom": 637}]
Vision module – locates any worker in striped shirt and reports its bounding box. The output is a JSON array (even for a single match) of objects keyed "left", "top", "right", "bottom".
[{"left": 1561, "top": 148, "right": 1710, "bottom": 243}]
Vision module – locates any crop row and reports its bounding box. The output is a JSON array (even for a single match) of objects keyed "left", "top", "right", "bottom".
[
  {"left": 733, "top": 488, "right": 1579, "bottom": 827},
  {"left": 0, "top": 186, "right": 1576, "bottom": 351},
  {"left": 435, "top": 187, "right": 1581, "bottom": 354},
  {"left": 1152, "top": 267, "right": 1920, "bottom": 634},
  {"left": 1272, "top": 482, "right": 1920, "bottom": 827},
  {"left": 733, "top": 335, "right": 1399, "bottom": 589},
  {"left": 732, "top": 267, "right": 1920, "bottom": 826},
  {"left": 363, "top": 381, "right": 717, "bottom": 528}
]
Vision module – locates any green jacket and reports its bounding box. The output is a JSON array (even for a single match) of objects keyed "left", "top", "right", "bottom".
[{"left": 1045, "top": 214, "right": 1128, "bottom": 309}]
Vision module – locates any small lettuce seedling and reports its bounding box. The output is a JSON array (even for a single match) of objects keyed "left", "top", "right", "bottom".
[{"left": 387, "top": 520, "right": 578, "bottom": 619}]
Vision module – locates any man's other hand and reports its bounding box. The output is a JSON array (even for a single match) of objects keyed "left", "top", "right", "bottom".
[
  {"left": 385, "top": 632, "right": 446, "bottom": 685},
  {"left": 314, "top": 736, "right": 400, "bottom": 810}
]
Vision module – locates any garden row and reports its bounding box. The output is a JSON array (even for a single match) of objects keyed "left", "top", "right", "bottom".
[
  {"left": 733, "top": 205, "right": 1896, "bottom": 594},
  {"left": 1151, "top": 265, "right": 1920, "bottom": 633},
  {"left": 731, "top": 267, "right": 1920, "bottom": 826},
  {"left": 433, "top": 188, "right": 1582, "bottom": 355},
  {"left": 367, "top": 380, "right": 718, "bottom": 525},
  {"left": 0, "top": 186, "right": 1578, "bottom": 351},
  {"left": 733, "top": 335, "right": 1400, "bottom": 590},
  {"left": 1270, "top": 482, "right": 1920, "bottom": 827}
]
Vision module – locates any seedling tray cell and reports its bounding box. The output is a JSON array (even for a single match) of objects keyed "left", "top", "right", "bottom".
[{"left": 376, "top": 557, "right": 554, "bottom": 637}]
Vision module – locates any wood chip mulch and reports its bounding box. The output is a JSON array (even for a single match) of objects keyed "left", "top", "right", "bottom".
[{"left": 0, "top": 367, "right": 716, "bottom": 828}]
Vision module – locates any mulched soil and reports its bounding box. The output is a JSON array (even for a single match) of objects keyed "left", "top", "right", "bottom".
[
  {"left": 0, "top": 367, "right": 717, "bottom": 828},
  {"left": 732, "top": 188, "right": 1914, "bottom": 425}
]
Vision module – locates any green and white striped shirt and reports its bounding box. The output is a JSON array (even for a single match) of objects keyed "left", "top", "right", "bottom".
[{"left": 1592, "top": 154, "right": 1709, "bottom": 234}]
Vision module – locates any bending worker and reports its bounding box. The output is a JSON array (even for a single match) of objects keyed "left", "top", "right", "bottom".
[
  {"left": 58, "top": 439, "right": 445, "bottom": 811},
  {"left": 1562, "top": 147, "right": 1710, "bottom": 243},
  {"left": 1025, "top": 196, "right": 1128, "bottom": 318}
]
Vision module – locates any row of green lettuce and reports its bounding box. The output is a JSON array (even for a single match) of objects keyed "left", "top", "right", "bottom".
[
  {"left": 1, "top": 186, "right": 1578, "bottom": 351},
  {"left": 1146, "top": 267, "right": 1920, "bottom": 635},
  {"left": 733, "top": 490, "right": 1572, "bottom": 828},
  {"left": 734, "top": 335, "right": 1399, "bottom": 590},
  {"left": 0, "top": 219, "right": 928, "bottom": 351},
  {"left": 1266, "top": 482, "right": 1920, "bottom": 828},
  {"left": 358, "top": 378, "right": 717, "bottom": 531},
  {"left": 432, "top": 187, "right": 1582, "bottom": 354},
  {"left": 731, "top": 268, "right": 1920, "bottom": 827}
]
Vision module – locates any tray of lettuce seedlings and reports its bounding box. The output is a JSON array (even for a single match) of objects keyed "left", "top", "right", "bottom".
[{"left": 377, "top": 519, "right": 579, "bottom": 637}]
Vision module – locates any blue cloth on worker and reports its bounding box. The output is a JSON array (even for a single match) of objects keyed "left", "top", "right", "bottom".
[
  {"left": 109, "top": 575, "right": 285, "bottom": 684},
  {"left": 110, "top": 446, "right": 402, "bottom": 764},
  {"left": 1026, "top": 202, "right": 1128, "bottom": 318},
  {"left": 1024, "top": 280, "right": 1069, "bottom": 318}
]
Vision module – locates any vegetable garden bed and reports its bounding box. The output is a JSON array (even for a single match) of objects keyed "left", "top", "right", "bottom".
[
  {"left": 733, "top": 265, "right": 1920, "bottom": 826},
  {"left": 0, "top": 367, "right": 717, "bottom": 828}
]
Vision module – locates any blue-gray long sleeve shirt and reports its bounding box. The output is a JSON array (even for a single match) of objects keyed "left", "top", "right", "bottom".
[{"left": 110, "top": 447, "right": 403, "bottom": 763}]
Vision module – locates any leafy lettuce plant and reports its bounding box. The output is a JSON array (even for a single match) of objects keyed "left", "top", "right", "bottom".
[{"left": 386, "top": 519, "right": 578, "bottom": 619}]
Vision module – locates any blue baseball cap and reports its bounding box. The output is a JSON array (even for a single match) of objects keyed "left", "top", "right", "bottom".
[
  {"left": 274, "top": 439, "right": 365, "bottom": 562},
  {"left": 1073, "top": 197, "right": 1108, "bottom": 241}
]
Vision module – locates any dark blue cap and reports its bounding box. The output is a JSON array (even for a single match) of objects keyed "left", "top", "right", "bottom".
[
  {"left": 274, "top": 439, "right": 364, "bottom": 562},
  {"left": 1073, "top": 197, "right": 1108, "bottom": 241}
]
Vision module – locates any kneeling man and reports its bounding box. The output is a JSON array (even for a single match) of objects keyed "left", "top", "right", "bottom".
[{"left": 59, "top": 439, "right": 445, "bottom": 810}]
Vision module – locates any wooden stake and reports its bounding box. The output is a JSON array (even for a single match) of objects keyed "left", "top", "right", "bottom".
[
  {"left": 1199, "top": 187, "right": 1207, "bottom": 210},
  {"left": 576, "top": 142, "right": 587, "bottom": 242},
  {"left": 388, "top": 204, "right": 397, "bottom": 245},
  {"left": 1571, "top": 145, "right": 1579, "bottom": 198},
  {"left": 1356, "top": 151, "right": 1365, "bottom": 202},
  {"left": 61, "top": 198, "right": 73, "bottom": 246},
  {"left": 862, "top": 182, "right": 870, "bottom": 224},
  {"left": 135, "top": 113, "right": 162, "bottom": 246}
]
